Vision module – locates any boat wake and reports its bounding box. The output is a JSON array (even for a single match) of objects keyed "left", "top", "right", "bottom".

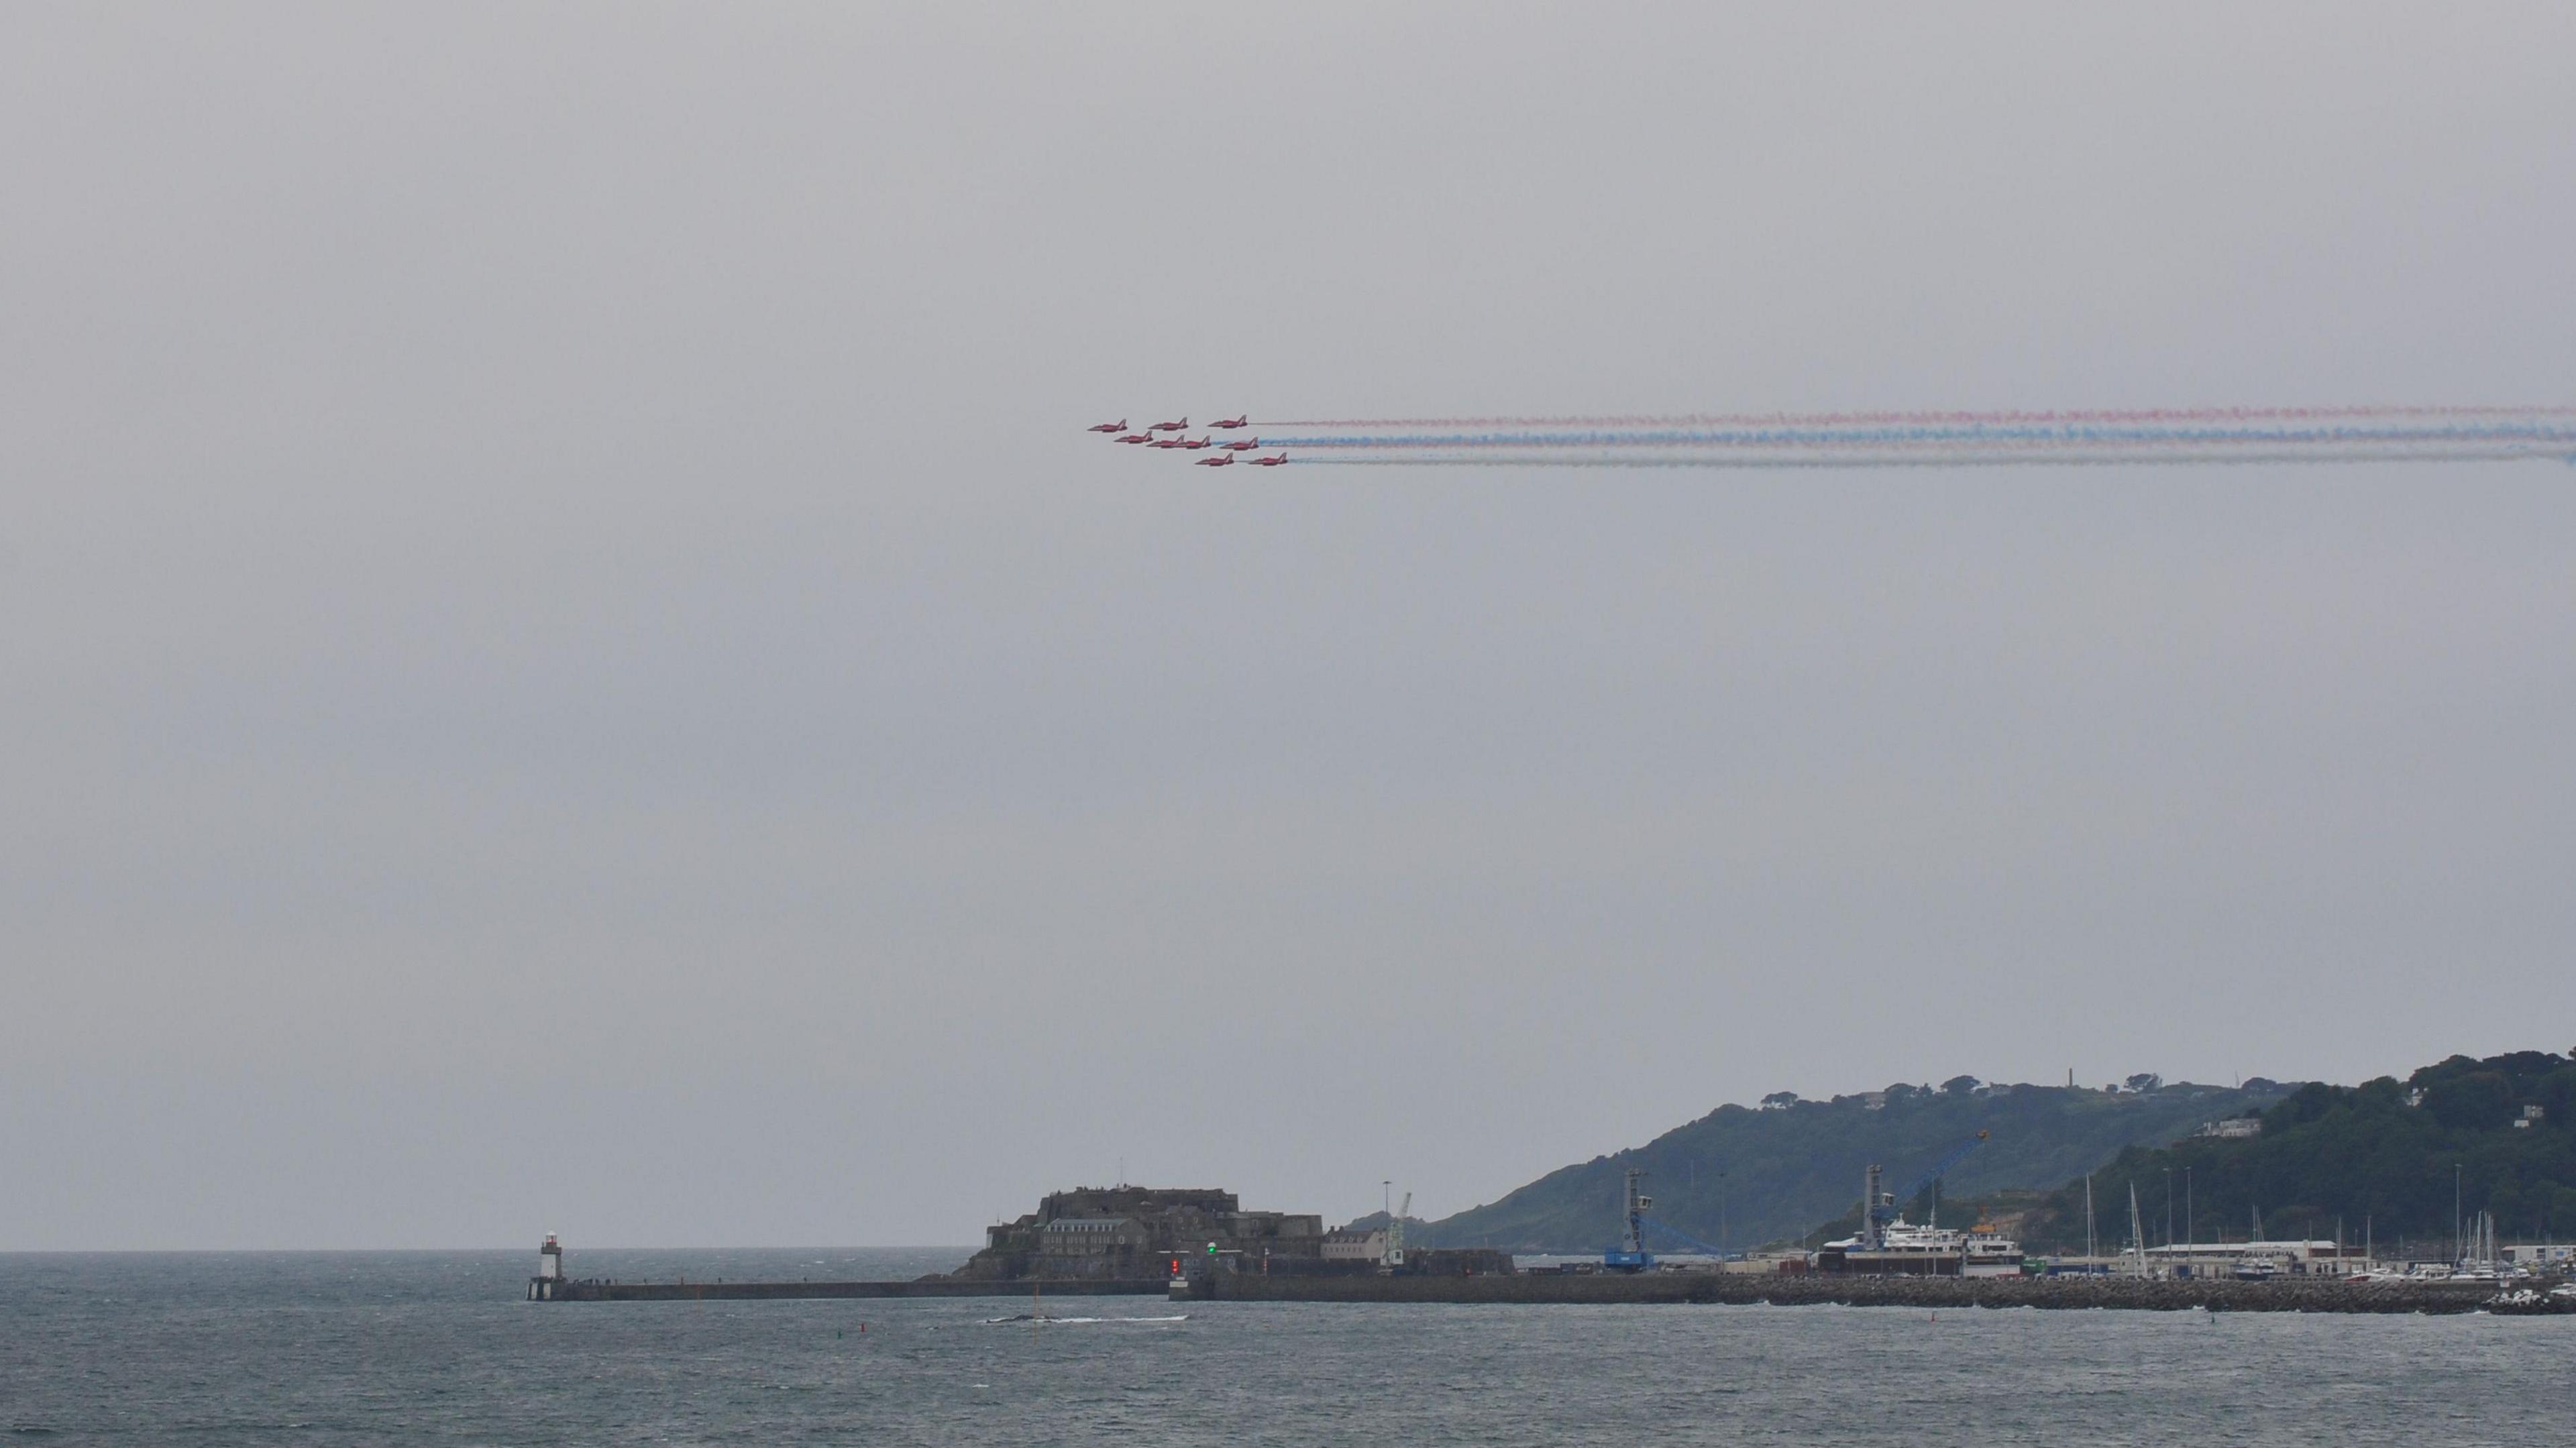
[{"left": 978, "top": 1313, "right": 1191, "bottom": 1326}]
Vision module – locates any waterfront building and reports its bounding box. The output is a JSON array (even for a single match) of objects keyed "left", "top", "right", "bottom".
[
  {"left": 2141, "top": 1240, "right": 2365, "bottom": 1278},
  {"left": 1322, "top": 1228, "right": 1389, "bottom": 1262}
]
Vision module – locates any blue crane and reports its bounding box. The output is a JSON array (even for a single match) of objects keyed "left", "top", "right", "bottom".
[
  {"left": 1604, "top": 1170, "right": 1740, "bottom": 1265},
  {"left": 1603, "top": 1167, "right": 1654, "bottom": 1271},
  {"left": 1638, "top": 1215, "right": 1733, "bottom": 1259},
  {"left": 1865, "top": 1130, "right": 1990, "bottom": 1247}
]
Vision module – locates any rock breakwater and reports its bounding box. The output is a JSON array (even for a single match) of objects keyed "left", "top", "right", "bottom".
[{"left": 1192, "top": 1272, "right": 2518, "bottom": 1314}]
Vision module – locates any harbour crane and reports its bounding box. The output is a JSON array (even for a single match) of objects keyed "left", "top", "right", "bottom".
[
  {"left": 1604, "top": 1167, "right": 1656, "bottom": 1272},
  {"left": 1638, "top": 1215, "right": 1733, "bottom": 1259},
  {"left": 1863, "top": 1130, "right": 1990, "bottom": 1249}
]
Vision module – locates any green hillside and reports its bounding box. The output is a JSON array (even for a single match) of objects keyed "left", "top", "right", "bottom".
[
  {"left": 1417, "top": 1076, "right": 2291, "bottom": 1253},
  {"left": 2010, "top": 1050, "right": 2576, "bottom": 1254}
]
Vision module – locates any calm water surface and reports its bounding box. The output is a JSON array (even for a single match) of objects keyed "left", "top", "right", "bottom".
[{"left": 4, "top": 1250, "right": 2567, "bottom": 1445}]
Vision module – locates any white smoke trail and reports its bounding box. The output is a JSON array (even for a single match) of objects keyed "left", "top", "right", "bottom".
[
  {"left": 1262, "top": 404, "right": 2576, "bottom": 430},
  {"left": 1286, "top": 445, "right": 2573, "bottom": 470}
]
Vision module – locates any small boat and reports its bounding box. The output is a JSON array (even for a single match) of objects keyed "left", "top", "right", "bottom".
[
  {"left": 2485, "top": 1286, "right": 2576, "bottom": 1317},
  {"left": 979, "top": 1312, "right": 1191, "bottom": 1325}
]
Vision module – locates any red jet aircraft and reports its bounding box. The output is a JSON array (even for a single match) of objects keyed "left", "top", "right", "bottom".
[
  {"left": 1196, "top": 452, "right": 1236, "bottom": 467},
  {"left": 1247, "top": 451, "right": 1289, "bottom": 466},
  {"left": 1087, "top": 419, "right": 1128, "bottom": 433},
  {"left": 1179, "top": 436, "right": 1214, "bottom": 449},
  {"left": 1149, "top": 416, "right": 1188, "bottom": 433},
  {"left": 1117, "top": 431, "right": 1152, "bottom": 443},
  {"left": 1212, "top": 414, "right": 1248, "bottom": 429},
  {"left": 1219, "top": 438, "right": 1260, "bottom": 451},
  {"left": 1148, "top": 435, "right": 1187, "bottom": 449}
]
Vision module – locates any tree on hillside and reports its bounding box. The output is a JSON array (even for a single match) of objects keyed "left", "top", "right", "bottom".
[
  {"left": 1418, "top": 1076, "right": 2293, "bottom": 1253},
  {"left": 2013, "top": 1050, "right": 2576, "bottom": 1251}
]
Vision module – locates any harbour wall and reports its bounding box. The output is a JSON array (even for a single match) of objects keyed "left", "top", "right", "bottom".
[
  {"left": 538, "top": 1278, "right": 1169, "bottom": 1302},
  {"left": 535, "top": 1272, "right": 2542, "bottom": 1315},
  {"left": 1185, "top": 1272, "right": 2514, "bottom": 1315}
]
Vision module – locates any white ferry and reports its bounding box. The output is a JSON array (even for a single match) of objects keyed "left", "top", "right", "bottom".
[{"left": 1815, "top": 1216, "right": 2026, "bottom": 1278}]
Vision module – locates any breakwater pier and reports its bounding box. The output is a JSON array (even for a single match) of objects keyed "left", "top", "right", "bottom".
[
  {"left": 531, "top": 1266, "right": 2531, "bottom": 1315},
  {"left": 1180, "top": 1271, "right": 2518, "bottom": 1314},
  {"left": 535, "top": 1276, "right": 1168, "bottom": 1302},
  {"left": 537, "top": 1271, "right": 2523, "bottom": 1314}
]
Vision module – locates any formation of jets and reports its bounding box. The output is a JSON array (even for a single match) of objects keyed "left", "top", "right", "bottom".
[{"left": 1088, "top": 413, "right": 1283, "bottom": 468}]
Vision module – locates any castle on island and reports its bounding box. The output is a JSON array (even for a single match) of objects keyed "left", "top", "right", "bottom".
[{"left": 949, "top": 1185, "right": 1507, "bottom": 1280}]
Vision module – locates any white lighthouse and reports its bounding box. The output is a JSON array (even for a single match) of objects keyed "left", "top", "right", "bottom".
[{"left": 530, "top": 1233, "right": 565, "bottom": 1300}]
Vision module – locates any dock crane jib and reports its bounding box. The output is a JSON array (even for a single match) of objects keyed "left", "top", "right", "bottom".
[{"left": 1866, "top": 1130, "right": 1991, "bottom": 1247}]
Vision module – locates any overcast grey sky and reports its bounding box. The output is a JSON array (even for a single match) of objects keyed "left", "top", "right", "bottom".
[{"left": 5, "top": 3, "right": 2573, "bottom": 1249}]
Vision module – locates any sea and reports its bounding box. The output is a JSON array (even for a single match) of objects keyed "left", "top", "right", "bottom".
[{"left": 4, "top": 1248, "right": 2567, "bottom": 1445}]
